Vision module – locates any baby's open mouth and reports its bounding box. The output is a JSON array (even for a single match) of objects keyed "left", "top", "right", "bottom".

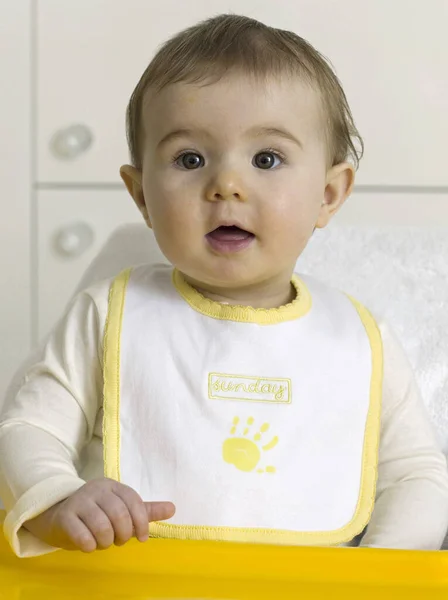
[{"left": 205, "top": 225, "right": 255, "bottom": 253}]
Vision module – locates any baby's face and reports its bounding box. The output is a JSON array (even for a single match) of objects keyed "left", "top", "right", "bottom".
[{"left": 128, "top": 73, "right": 350, "bottom": 291}]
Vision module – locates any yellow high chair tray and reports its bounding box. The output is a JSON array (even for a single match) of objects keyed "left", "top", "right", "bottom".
[{"left": 0, "top": 513, "right": 447, "bottom": 600}]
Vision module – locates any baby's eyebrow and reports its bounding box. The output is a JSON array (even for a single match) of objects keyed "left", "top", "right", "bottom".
[
  {"left": 156, "top": 128, "right": 207, "bottom": 149},
  {"left": 247, "top": 126, "right": 303, "bottom": 149},
  {"left": 156, "top": 126, "right": 303, "bottom": 149}
]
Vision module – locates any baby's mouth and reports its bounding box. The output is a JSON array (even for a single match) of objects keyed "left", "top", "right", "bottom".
[
  {"left": 205, "top": 225, "right": 255, "bottom": 253},
  {"left": 207, "top": 225, "right": 253, "bottom": 241}
]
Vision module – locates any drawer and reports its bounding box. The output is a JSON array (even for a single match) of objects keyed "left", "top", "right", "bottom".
[
  {"left": 37, "top": 189, "right": 142, "bottom": 340},
  {"left": 36, "top": 0, "right": 448, "bottom": 186}
]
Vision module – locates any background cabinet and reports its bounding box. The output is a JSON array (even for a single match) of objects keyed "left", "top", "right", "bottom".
[
  {"left": 36, "top": 0, "right": 448, "bottom": 186},
  {"left": 1, "top": 0, "right": 448, "bottom": 398}
]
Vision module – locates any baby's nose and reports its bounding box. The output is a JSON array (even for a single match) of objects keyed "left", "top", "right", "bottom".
[{"left": 204, "top": 170, "right": 248, "bottom": 202}]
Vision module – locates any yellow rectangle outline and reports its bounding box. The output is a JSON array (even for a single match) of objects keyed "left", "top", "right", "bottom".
[
  {"left": 208, "top": 372, "right": 292, "bottom": 404},
  {"left": 101, "top": 270, "right": 382, "bottom": 547}
]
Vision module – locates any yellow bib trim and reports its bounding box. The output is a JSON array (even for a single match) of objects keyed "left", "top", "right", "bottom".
[
  {"left": 102, "top": 267, "right": 132, "bottom": 482},
  {"left": 172, "top": 269, "right": 312, "bottom": 324},
  {"left": 103, "top": 269, "right": 382, "bottom": 546}
]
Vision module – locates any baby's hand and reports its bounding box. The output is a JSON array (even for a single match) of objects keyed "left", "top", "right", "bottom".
[{"left": 23, "top": 478, "right": 175, "bottom": 552}]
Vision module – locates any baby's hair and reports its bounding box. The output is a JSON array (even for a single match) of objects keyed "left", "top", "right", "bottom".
[{"left": 125, "top": 14, "right": 364, "bottom": 170}]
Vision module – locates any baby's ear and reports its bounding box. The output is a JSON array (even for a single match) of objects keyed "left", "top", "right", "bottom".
[
  {"left": 120, "top": 165, "right": 152, "bottom": 228},
  {"left": 316, "top": 162, "right": 355, "bottom": 229}
]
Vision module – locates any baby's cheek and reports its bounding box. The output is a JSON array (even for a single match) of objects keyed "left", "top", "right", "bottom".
[
  {"left": 268, "top": 214, "right": 313, "bottom": 261},
  {"left": 260, "top": 201, "right": 305, "bottom": 236}
]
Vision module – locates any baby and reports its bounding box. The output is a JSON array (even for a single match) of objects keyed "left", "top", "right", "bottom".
[{"left": 1, "top": 14, "right": 448, "bottom": 557}]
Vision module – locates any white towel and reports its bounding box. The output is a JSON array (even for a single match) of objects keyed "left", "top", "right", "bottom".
[{"left": 299, "top": 224, "right": 448, "bottom": 456}]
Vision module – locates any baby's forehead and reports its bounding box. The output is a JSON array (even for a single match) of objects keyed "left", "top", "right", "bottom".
[
  {"left": 142, "top": 74, "right": 325, "bottom": 140},
  {"left": 144, "top": 72, "right": 322, "bottom": 109}
]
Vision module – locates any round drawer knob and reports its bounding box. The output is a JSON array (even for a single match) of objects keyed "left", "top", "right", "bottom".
[
  {"left": 55, "top": 222, "right": 95, "bottom": 257},
  {"left": 50, "top": 124, "right": 94, "bottom": 159}
]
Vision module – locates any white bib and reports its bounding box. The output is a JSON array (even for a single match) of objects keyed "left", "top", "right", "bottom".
[{"left": 102, "top": 264, "right": 382, "bottom": 546}]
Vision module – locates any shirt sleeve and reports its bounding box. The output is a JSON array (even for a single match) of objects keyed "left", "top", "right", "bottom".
[
  {"left": 0, "top": 281, "right": 109, "bottom": 557},
  {"left": 359, "top": 320, "right": 448, "bottom": 550}
]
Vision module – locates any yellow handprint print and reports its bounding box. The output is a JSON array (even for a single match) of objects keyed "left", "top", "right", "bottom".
[{"left": 222, "top": 416, "right": 279, "bottom": 473}]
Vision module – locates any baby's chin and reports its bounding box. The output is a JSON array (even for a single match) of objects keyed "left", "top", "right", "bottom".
[
  {"left": 179, "top": 269, "right": 254, "bottom": 292},
  {"left": 176, "top": 262, "right": 285, "bottom": 295},
  {"left": 165, "top": 243, "right": 296, "bottom": 293}
]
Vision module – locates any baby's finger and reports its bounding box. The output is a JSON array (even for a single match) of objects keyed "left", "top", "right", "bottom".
[
  {"left": 59, "top": 512, "right": 97, "bottom": 553},
  {"left": 144, "top": 501, "right": 176, "bottom": 523},
  {"left": 112, "top": 484, "right": 150, "bottom": 542},
  {"left": 96, "top": 493, "right": 134, "bottom": 546},
  {"left": 77, "top": 502, "right": 115, "bottom": 550}
]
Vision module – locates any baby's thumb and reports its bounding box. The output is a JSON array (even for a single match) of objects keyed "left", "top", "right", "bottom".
[{"left": 144, "top": 501, "right": 176, "bottom": 522}]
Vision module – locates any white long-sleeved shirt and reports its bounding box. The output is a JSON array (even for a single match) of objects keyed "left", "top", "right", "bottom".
[{"left": 1, "top": 275, "right": 448, "bottom": 557}]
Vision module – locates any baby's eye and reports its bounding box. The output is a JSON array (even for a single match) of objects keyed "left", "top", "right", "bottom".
[
  {"left": 252, "top": 151, "right": 284, "bottom": 170},
  {"left": 174, "top": 152, "right": 205, "bottom": 170}
]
